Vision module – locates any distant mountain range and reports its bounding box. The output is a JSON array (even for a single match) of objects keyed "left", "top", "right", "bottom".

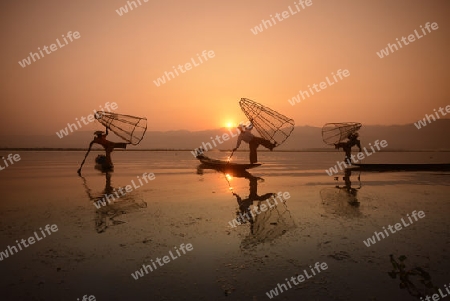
[{"left": 1, "top": 120, "right": 449, "bottom": 151}]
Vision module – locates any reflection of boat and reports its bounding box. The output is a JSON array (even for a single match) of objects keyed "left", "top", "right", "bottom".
[
  {"left": 196, "top": 154, "right": 261, "bottom": 171},
  {"left": 351, "top": 163, "right": 450, "bottom": 171},
  {"left": 95, "top": 154, "right": 113, "bottom": 172}
]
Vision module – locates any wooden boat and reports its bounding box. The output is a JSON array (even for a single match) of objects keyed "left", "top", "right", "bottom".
[
  {"left": 351, "top": 163, "right": 450, "bottom": 171},
  {"left": 196, "top": 154, "right": 261, "bottom": 171}
]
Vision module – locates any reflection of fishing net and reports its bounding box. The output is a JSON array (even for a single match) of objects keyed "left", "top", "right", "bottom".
[
  {"left": 239, "top": 98, "right": 294, "bottom": 147},
  {"left": 95, "top": 198, "right": 147, "bottom": 233},
  {"left": 95, "top": 111, "right": 147, "bottom": 145},
  {"left": 320, "top": 187, "right": 361, "bottom": 218},
  {"left": 241, "top": 197, "right": 296, "bottom": 249},
  {"left": 79, "top": 174, "right": 147, "bottom": 233},
  {"left": 322, "top": 122, "right": 361, "bottom": 146},
  {"left": 388, "top": 255, "right": 436, "bottom": 298}
]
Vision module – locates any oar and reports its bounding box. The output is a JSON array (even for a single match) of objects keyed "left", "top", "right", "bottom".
[
  {"left": 227, "top": 149, "right": 235, "bottom": 162},
  {"left": 77, "top": 142, "right": 93, "bottom": 175}
]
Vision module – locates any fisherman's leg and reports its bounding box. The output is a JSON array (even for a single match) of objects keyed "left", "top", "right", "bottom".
[
  {"left": 113, "top": 142, "right": 127, "bottom": 149},
  {"left": 261, "top": 138, "right": 277, "bottom": 150},
  {"left": 254, "top": 137, "right": 276, "bottom": 150},
  {"left": 249, "top": 141, "right": 258, "bottom": 164},
  {"left": 105, "top": 148, "right": 114, "bottom": 167},
  {"left": 345, "top": 149, "right": 352, "bottom": 165}
]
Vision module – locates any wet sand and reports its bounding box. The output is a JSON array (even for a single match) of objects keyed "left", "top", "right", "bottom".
[{"left": 0, "top": 151, "right": 449, "bottom": 300}]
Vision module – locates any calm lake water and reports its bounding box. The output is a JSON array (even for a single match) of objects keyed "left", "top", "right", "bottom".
[{"left": 0, "top": 151, "right": 449, "bottom": 300}]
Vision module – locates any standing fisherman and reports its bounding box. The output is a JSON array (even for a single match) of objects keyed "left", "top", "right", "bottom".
[
  {"left": 233, "top": 122, "right": 276, "bottom": 164},
  {"left": 77, "top": 128, "right": 128, "bottom": 174},
  {"left": 334, "top": 133, "right": 362, "bottom": 164}
]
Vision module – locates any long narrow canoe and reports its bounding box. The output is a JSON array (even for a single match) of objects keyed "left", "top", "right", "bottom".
[
  {"left": 351, "top": 163, "right": 450, "bottom": 171},
  {"left": 196, "top": 154, "right": 261, "bottom": 170}
]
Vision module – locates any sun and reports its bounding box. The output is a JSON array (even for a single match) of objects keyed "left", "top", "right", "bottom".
[{"left": 225, "top": 121, "right": 234, "bottom": 128}]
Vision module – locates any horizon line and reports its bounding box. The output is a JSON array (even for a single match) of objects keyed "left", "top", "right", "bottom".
[{"left": 2, "top": 119, "right": 450, "bottom": 136}]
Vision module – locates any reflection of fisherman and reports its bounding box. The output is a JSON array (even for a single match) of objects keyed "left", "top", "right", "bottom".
[
  {"left": 233, "top": 122, "right": 277, "bottom": 164},
  {"left": 80, "top": 172, "right": 147, "bottom": 233},
  {"left": 90, "top": 128, "right": 128, "bottom": 168},
  {"left": 334, "top": 132, "right": 362, "bottom": 164},
  {"left": 232, "top": 175, "right": 274, "bottom": 225},
  {"left": 339, "top": 169, "right": 359, "bottom": 206}
]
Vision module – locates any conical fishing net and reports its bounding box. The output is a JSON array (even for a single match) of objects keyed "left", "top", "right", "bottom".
[
  {"left": 95, "top": 111, "right": 147, "bottom": 145},
  {"left": 239, "top": 98, "right": 294, "bottom": 147},
  {"left": 322, "top": 122, "right": 362, "bottom": 146}
]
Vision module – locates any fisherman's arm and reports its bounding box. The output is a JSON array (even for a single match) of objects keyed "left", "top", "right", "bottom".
[
  {"left": 89, "top": 140, "right": 96, "bottom": 148},
  {"left": 233, "top": 136, "right": 242, "bottom": 151}
]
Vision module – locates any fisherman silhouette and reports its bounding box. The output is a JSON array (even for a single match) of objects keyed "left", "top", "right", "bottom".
[
  {"left": 77, "top": 127, "right": 129, "bottom": 174},
  {"left": 334, "top": 132, "right": 362, "bottom": 164},
  {"left": 233, "top": 122, "right": 277, "bottom": 164},
  {"left": 91, "top": 128, "right": 128, "bottom": 169}
]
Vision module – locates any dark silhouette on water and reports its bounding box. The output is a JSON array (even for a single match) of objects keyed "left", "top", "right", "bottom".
[
  {"left": 334, "top": 132, "right": 362, "bottom": 164},
  {"left": 195, "top": 148, "right": 261, "bottom": 171},
  {"left": 232, "top": 122, "right": 276, "bottom": 164},
  {"left": 77, "top": 127, "right": 128, "bottom": 175},
  {"left": 197, "top": 164, "right": 295, "bottom": 249},
  {"left": 320, "top": 169, "right": 362, "bottom": 217},
  {"left": 227, "top": 172, "right": 274, "bottom": 226},
  {"left": 339, "top": 168, "right": 361, "bottom": 206},
  {"left": 388, "top": 254, "right": 436, "bottom": 298},
  {"left": 238, "top": 98, "right": 295, "bottom": 150},
  {"left": 79, "top": 172, "right": 147, "bottom": 233}
]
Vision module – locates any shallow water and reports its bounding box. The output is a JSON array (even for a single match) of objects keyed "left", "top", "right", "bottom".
[{"left": 0, "top": 151, "right": 449, "bottom": 300}]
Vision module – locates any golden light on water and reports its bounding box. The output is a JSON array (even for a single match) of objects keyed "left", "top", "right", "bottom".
[{"left": 225, "top": 173, "right": 233, "bottom": 191}]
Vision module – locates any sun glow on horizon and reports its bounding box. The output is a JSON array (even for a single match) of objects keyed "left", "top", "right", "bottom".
[{"left": 225, "top": 121, "right": 235, "bottom": 128}]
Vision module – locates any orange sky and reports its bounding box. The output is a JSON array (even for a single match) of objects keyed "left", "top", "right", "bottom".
[{"left": 0, "top": 0, "right": 449, "bottom": 135}]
